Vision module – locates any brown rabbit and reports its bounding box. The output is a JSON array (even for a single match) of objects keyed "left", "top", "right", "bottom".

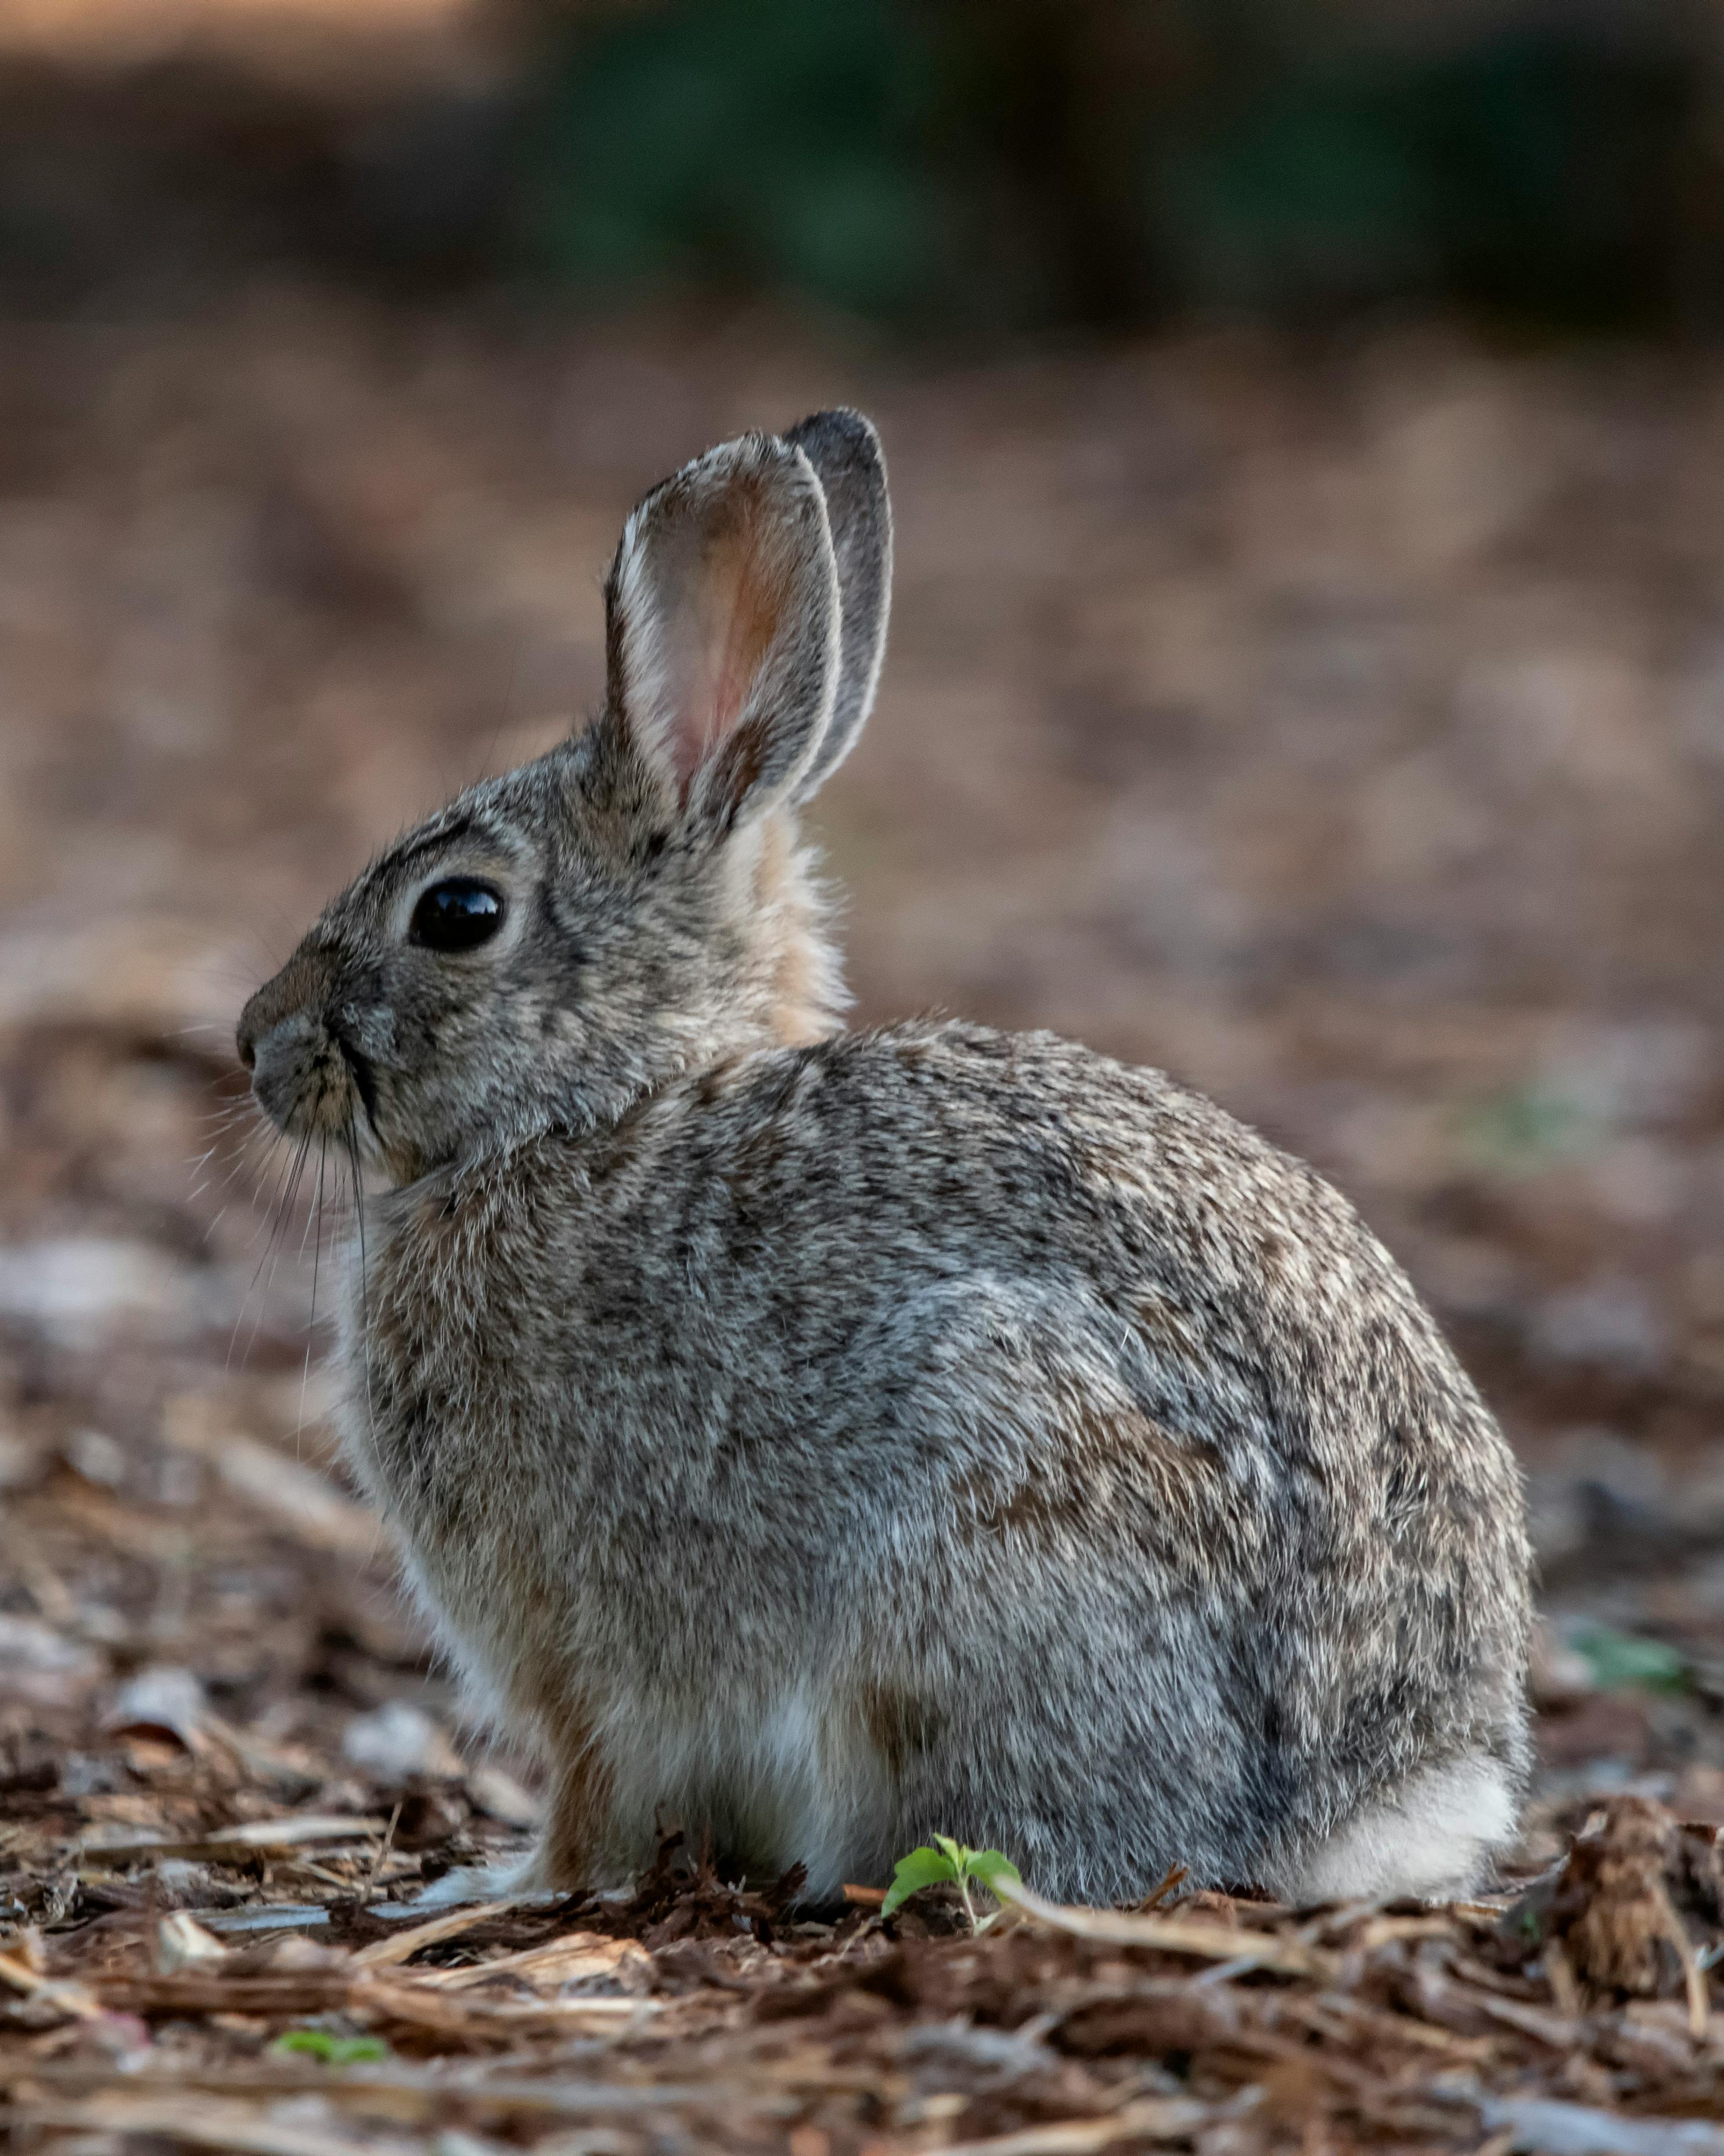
[{"left": 239, "top": 410, "right": 1531, "bottom": 1907}]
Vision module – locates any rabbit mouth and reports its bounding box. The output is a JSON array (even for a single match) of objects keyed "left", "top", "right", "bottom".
[
  {"left": 328, "top": 1023, "right": 441, "bottom": 1185},
  {"left": 330, "top": 1026, "right": 381, "bottom": 1137},
  {"left": 243, "top": 1008, "right": 380, "bottom": 1159}
]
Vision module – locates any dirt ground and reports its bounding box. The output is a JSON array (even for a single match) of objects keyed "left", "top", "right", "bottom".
[{"left": 5, "top": 290, "right": 1724, "bottom": 2150}]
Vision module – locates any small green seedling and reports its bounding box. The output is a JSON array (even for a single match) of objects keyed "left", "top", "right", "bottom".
[
  {"left": 881, "top": 1835, "right": 1023, "bottom": 1934},
  {"left": 271, "top": 2029, "right": 389, "bottom": 2066}
]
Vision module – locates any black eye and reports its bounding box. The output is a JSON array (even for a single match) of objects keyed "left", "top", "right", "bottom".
[{"left": 409, "top": 878, "right": 506, "bottom": 953}]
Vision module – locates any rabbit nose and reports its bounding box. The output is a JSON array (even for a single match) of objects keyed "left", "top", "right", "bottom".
[
  {"left": 238, "top": 946, "right": 334, "bottom": 1080},
  {"left": 243, "top": 1011, "right": 326, "bottom": 1136},
  {"left": 237, "top": 980, "right": 278, "bottom": 1074},
  {"left": 236, "top": 999, "right": 274, "bottom": 1075}
]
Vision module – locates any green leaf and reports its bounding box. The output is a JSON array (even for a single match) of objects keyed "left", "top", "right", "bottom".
[
  {"left": 931, "top": 1834, "right": 967, "bottom": 1870},
  {"left": 271, "top": 2029, "right": 389, "bottom": 2065},
  {"left": 880, "top": 1843, "right": 959, "bottom": 1917},
  {"left": 963, "top": 1849, "right": 1024, "bottom": 1902}
]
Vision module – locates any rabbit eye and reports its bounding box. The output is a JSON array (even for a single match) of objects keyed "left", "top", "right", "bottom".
[{"left": 410, "top": 878, "right": 506, "bottom": 953}]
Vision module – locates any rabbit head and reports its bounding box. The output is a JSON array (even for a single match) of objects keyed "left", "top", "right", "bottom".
[{"left": 237, "top": 409, "right": 891, "bottom": 1184}]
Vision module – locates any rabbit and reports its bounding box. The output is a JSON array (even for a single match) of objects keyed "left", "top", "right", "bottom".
[{"left": 238, "top": 408, "right": 1531, "bottom": 1910}]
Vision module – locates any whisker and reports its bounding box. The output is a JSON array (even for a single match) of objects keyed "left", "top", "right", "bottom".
[
  {"left": 235, "top": 1136, "right": 295, "bottom": 1263},
  {"left": 246, "top": 1129, "right": 315, "bottom": 1363},
  {"left": 344, "top": 1114, "right": 377, "bottom": 1450},
  {"left": 193, "top": 1098, "right": 259, "bottom": 1127},
  {"left": 227, "top": 1127, "right": 307, "bottom": 1373},
  {"left": 294, "top": 1115, "right": 327, "bottom": 1263},
  {"left": 299, "top": 1133, "right": 330, "bottom": 1463}
]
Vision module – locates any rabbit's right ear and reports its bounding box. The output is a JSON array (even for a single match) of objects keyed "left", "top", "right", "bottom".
[
  {"left": 782, "top": 409, "right": 891, "bottom": 800},
  {"left": 602, "top": 432, "right": 840, "bottom": 835}
]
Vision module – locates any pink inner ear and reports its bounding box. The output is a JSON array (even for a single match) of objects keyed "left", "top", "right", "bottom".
[
  {"left": 656, "top": 489, "right": 791, "bottom": 795},
  {"left": 712, "top": 554, "right": 766, "bottom": 732}
]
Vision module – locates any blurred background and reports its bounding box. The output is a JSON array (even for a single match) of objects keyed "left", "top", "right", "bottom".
[{"left": 4, "top": 0, "right": 1724, "bottom": 1863}]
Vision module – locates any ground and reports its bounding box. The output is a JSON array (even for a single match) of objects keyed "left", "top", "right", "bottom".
[{"left": 4, "top": 294, "right": 1724, "bottom": 2150}]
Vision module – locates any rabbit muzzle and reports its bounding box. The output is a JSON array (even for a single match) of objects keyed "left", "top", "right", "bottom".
[{"left": 239, "top": 950, "right": 376, "bottom": 1145}]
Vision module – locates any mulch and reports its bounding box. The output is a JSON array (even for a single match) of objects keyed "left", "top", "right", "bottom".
[{"left": 6, "top": 1776, "right": 1724, "bottom": 2154}]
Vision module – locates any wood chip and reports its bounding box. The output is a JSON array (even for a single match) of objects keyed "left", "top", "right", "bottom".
[
  {"left": 941, "top": 2098, "right": 1215, "bottom": 2154},
  {"left": 356, "top": 1974, "right": 656, "bottom": 2036},
  {"left": 995, "top": 1878, "right": 1336, "bottom": 1979},
  {"left": 0, "top": 1948, "right": 105, "bottom": 2021},
  {"left": 9, "top": 2096, "right": 425, "bottom": 2156},
  {"left": 428, "top": 1933, "right": 650, "bottom": 1992},
  {"left": 80, "top": 1814, "right": 386, "bottom": 1863},
  {"left": 1478, "top": 2097, "right": 1724, "bottom": 2156},
  {"left": 351, "top": 1897, "right": 523, "bottom": 1968}
]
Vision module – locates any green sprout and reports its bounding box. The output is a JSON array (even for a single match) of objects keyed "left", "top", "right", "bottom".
[
  {"left": 880, "top": 1835, "right": 1023, "bottom": 1934},
  {"left": 271, "top": 2029, "right": 389, "bottom": 2065}
]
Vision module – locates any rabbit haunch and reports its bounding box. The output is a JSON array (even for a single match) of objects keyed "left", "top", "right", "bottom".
[{"left": 239, "top": 409, "right": 1532, "bottom": 1907}]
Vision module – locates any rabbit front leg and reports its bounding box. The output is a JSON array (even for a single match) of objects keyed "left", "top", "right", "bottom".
[
  {"left": 528, "top": 1701, "right": 621, "bottom": 1892},
  {"left": 405, "top": 1699, "right": 618, "bottom": 1909}
]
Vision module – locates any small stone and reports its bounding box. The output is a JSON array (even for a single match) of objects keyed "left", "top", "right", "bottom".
[
  {"left": 155, "top": 1911, "right": 226, "bottom": 1972},
  {"left": 64, "top": 1428, "right": 127, "bottom": 1489},
  {"left": 104, "top": 1665, "right": 209, "bottom": 1751},
  {"left": 341, "top": 1700, "right": 463, "bottom": 1781}
]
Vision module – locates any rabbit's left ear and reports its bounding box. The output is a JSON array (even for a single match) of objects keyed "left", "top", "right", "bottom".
[{"left": 603, "top": 431, "right": 840, "bottom": 833}]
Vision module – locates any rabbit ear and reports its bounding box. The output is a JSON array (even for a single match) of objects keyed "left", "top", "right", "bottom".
[
  {"left": 783, "top": 409, "right": 891, "bottom": 800},
  {"left": 603, "top": 432, "right": 840, "bottom": 832}
]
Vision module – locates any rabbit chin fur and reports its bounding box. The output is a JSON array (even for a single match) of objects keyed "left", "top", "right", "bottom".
[{"left": 241, "top": 409, "right": 1532, "bottom": 1914}]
